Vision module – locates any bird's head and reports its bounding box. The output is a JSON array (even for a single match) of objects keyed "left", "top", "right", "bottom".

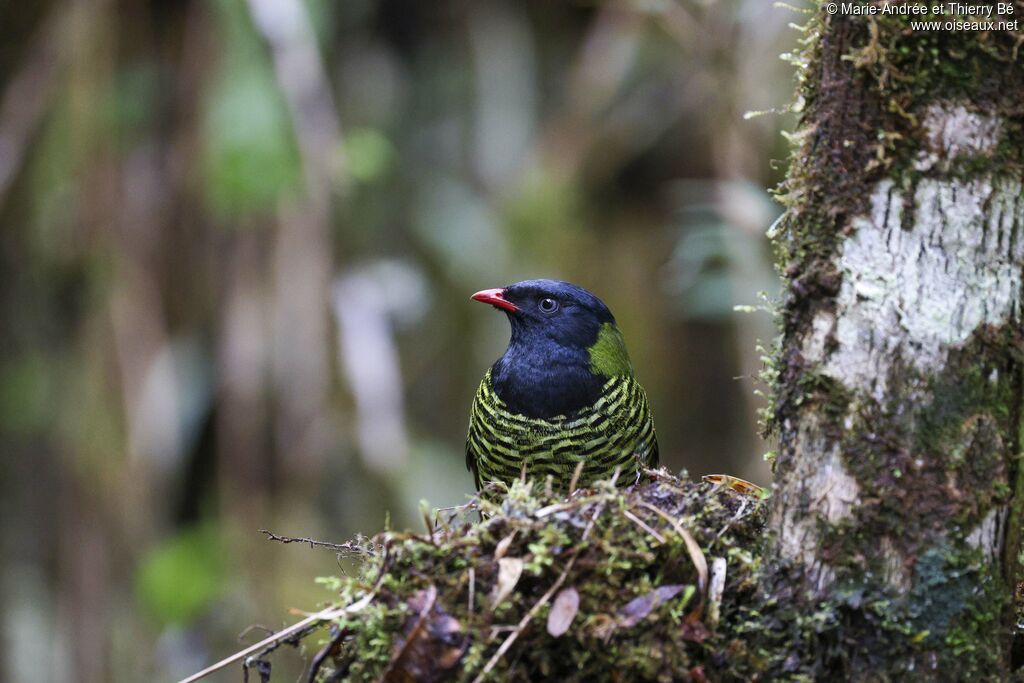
[{"left": 472, "top": 279, "right": 633, "bottom": 379}]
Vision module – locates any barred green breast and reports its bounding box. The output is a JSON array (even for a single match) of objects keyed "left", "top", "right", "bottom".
[
  {"left": 467, "top": 369, "right": 658, "bottom": 490},
  {"left": 465, "top": 279, "right": 659, "bottom": 492}
]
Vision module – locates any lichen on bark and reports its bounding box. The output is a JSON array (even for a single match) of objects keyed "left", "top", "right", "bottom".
[{"left": 765, "top": 2, "right": 1024, "bottom": 679}]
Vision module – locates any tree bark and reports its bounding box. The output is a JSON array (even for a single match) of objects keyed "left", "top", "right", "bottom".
[{"left": 766, "top": 5, "right": 1024, "bottom": 679}]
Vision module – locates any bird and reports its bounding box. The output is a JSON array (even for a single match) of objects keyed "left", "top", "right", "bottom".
[{"left": 465, "top": 279, "right": 658, "bottom": 492}]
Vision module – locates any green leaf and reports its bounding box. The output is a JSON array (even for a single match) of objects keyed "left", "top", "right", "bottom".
[
  {"left": 201, "top": 0, "right": 301, "bottom": 218},
  {"left": 135, "top": 525, "right": 225, "bottom": 626},
  {"left": 344, "top": 128, "right": 395, "bottom": 183}
]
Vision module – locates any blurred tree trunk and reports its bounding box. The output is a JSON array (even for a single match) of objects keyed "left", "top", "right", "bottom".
[{"left": 766, "top": 8, "right": 1023, "bottom": 679}]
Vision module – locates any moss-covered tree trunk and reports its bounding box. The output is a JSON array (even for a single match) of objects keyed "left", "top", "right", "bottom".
[{"left": 766, "top": 4, "right": 1024, "bottom": 679}]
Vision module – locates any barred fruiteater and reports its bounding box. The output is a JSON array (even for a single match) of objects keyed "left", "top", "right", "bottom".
[{"left": 466, "top": 279, "right": 658, "bottom": 491}]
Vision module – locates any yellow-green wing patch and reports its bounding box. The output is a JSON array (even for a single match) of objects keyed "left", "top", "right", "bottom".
[{"left": 588, "top": 322, "right": 633, "bottom": 378}]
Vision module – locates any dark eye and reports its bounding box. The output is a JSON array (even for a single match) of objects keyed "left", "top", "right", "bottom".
[{"left": 539, "top": 297, "right": 559, "bottom": 313}]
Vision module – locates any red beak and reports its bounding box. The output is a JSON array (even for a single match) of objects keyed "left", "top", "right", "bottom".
[{"left": 471, "top": 288, "right": 518, "bottom": 313}]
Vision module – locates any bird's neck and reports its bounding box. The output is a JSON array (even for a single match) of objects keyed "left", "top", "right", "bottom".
[
  {"left": 491, "top": 346, "right": 606, "bottom": 419},
  {"left": 489, "top": 318, "right": 635, "bottom": 418}
]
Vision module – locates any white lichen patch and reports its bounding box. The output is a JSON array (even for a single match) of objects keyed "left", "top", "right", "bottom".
[
  {"left": 878, "top": 536, "right": 910, "bottom": 592},
  {"left": 777, "top": 415, "right": 860, "bottom": 579},
  {"left": 818, "top": 176, "right": 1024, "bottom": 399},
  {"left": 965, "top": 508, "right": 1005, "bottom": 564},
  {"left": 915, "top": 104, "right": 1002, "bottom": 171},
  {"left": 802, "top": 309, "right": 835, "bottom": 360}
]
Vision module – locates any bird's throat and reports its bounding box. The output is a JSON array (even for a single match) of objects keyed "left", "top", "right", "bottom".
[{"left": 490, "top": 348, "right": 606, "bottom": 419}]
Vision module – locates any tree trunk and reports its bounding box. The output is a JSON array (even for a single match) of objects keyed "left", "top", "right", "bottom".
[{"left": 766, "top": 6, "right": 1024, "bottom": 679}]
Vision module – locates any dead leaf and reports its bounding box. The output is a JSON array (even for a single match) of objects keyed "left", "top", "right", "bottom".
[
  {"left": 703, "top": 474, "right": 765, "bottom": 497},
  {"left": 490, "top": 557, "right": 523, "bottom": 608},
  {"left": 588, "top": 613, "right": 617, "bottom": 642},
  {"left": 617, "top": 584, "right": 686, "bottom": 628},
  {"left": 681, "top": 618, "right": 712, "bottom": 643},
  {"left": 381, "top": 585, "right": 468, "bottom": 683},
  {"left": 494, "top": 532, "right": 516, "bottom": 560},
  {"left": 678, "top": 527, "right": 708, "bottom": 593},
  {"left": 546, "top": 587, "right": 579, "bottom": 637}
]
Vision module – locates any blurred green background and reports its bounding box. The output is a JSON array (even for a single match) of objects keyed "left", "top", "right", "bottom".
[{"left": 0, "top": 0, "right": 795, "bottom": 680}]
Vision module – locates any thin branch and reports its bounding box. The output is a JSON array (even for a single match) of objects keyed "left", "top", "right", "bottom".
[
  {"left": 715, "top": 498, "right": 750, "bottom": 541},
  {"left": 259, "top": 529, "right": 370, "bottom": 555},
  {"left": 623, "top": 508, "right": 667, "bottom": 544},
  {"left": 237, "top": 624, "right": 275, "bottom": 641},
  {"left": 378, "top": 585, "right": 438, "bottom": 681},
  {"left": 305, "top": 629, "right": 343, "bottom": 683},
  {"left": 177, "top": 593, "right": 375, "bottom": 683},
  {"left": 637, "top": 501, "right": 708, "bottom": 593},
  {"left": 707, "top": 557, "right": 728, "bottom": 629},
  {"left": 568, "top": 460, "right": 585, "bottom": 494}
]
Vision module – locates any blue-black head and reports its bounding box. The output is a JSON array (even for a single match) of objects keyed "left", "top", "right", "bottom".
[{"left": 472, "top": 279, "right": 631, "bottom": 418}]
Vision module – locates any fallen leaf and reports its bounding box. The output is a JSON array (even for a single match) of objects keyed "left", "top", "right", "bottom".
[
  {"left": 588, "top": 613, "right": 617, "bottom": 642},
  {"left": 681, "top": 618, "right": 711, "bottom": 643},
  {"left": 703, "top": 473, "right": 765, "bottom": 497},
  {"left": 382, "top": 585, "right": 468, "bottom": 683},
  {"left": 494, "top": 532, "right": 516, "bottom": 560},
  {"left": 490, "top": 557, "right": 523, "bottom": 608},
  {"left": 617, "top": 584, "right": 686, "bottom": 628},
  {"left": 546, "top": 587, "right": 580, "bottom": 637},
  {"left": 678, "top": 528, "right": 709, "bottom": 594}
]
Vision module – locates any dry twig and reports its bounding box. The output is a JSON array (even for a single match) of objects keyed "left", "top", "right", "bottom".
[
  {"left": 178, "top": 591, "right": 377, "bottom": 683},
  {"left": 707, "top": 557, "right": 728, "bottom": 629},
  {"left": 304, "top": 625, "right": 347, "bottom": 683},
  {"left": 568, "top": 460, "right": 585, "bottom": 494},
  {"left": 623, "top": 509, "right": 667, "bottom": 544},
  {"left": 260, "top": 529, "right": 369, "bottom": 555},
  {"left": 638, "top": 501, "right": 708, "bottom": 593}
]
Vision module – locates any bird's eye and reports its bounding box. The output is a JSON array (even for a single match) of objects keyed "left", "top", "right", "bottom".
[{"left": 539, "top": 297, "right": 559, "bottom": 313}]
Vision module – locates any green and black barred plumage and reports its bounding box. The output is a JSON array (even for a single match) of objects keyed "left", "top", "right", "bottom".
[{"left": 466, "top": 280, "right": 658, "bottom": 491}]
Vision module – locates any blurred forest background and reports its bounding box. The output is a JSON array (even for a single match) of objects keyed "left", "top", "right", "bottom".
[{"left": 0, "top": 0, "right": 797, "bottom": 680}]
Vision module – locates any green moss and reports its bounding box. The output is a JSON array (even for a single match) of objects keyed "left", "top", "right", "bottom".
[
  {"left": 736, "top": 540, "right": 1008, "bottom": 680},
  {"left": 287, "top": 472, "right": 768, "bottom": 682},
  {"left": 911, "top": 544, "right": 1005, "bottom": 676}
]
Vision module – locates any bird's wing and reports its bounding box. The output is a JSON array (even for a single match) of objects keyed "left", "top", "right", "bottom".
[
  {"left": 465, "top": 436, "right": 481, "bottom": 491},
  {"left": 465, "top": 414, "right": 483, "bottom": 491},
  {"left": 465, "top": 412, "right": 480, "bottom": 491},
  {"left": 629, "top": 377, "right": 659, "bottom": 469},
  {"left": 465, "top": 374, "right": 488, "bottom": 491},
  {"left": 647, "top": 430, "right": 660, "bottom": 468}
]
